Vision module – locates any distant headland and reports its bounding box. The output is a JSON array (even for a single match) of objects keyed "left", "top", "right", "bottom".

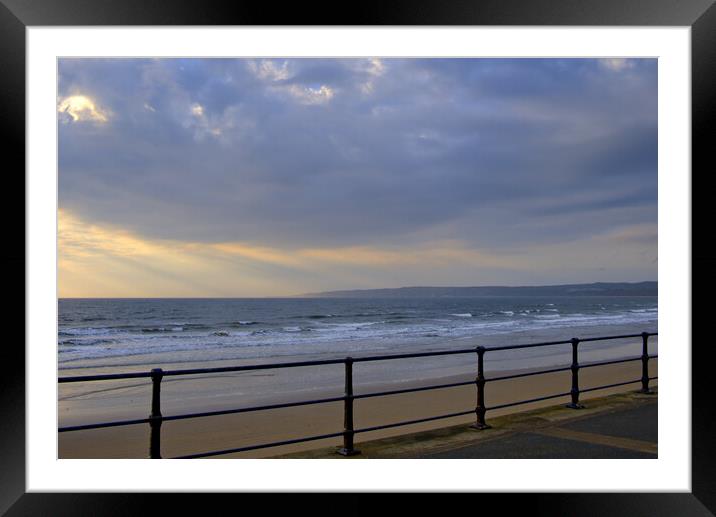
[{"left": 302, "top": 281, "right": 657, "bottom": 298}]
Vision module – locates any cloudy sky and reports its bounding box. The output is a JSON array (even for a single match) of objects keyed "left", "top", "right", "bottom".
[{"left": 58, "top": 58, "right": 657, "bottom": 297}]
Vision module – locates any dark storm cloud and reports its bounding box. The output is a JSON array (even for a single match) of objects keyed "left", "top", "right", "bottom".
[{"left": 58, "top": 58, "right": 657, "bottom": 250}]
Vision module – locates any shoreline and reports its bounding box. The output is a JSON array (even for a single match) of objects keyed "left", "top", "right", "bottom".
[{"left": 58, "top": 323, "right": 657, "bottom": 423}]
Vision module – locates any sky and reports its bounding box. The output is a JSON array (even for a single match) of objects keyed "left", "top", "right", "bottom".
[{"left": 58, "top": 58, "right": 657, "bottom": 297}]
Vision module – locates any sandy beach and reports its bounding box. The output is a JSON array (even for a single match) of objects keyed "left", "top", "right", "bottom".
[{"left": 58, "top": 328, "right": 657, "bottom": 459}]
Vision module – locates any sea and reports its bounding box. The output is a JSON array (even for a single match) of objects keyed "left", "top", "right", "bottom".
[{"left": 58, "top": 296, "right": 658, "bottom": 373}]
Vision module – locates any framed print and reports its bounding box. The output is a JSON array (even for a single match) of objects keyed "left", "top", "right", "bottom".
[{"left": 5, "top": 0, "right": 714, "bottom": 513}]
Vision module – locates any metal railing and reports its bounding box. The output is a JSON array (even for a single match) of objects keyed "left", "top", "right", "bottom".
[{"left": 58, "top": 331, "right": 657, "bottom": 458}]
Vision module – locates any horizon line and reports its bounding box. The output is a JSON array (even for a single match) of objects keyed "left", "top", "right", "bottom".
[{"left": 59, "top": 279, "right": 658, "bottom": 299}]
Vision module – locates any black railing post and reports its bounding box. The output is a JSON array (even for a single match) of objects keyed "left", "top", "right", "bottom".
[
  {"left": 565, "top": 338, "right": 585, "bottom": 409},
  {"left": 337, "top": 357, "right": 360, "bottom": 456},
  {"left": 149, "top": 368, "right": 164, "bottom": 459},
  {"left": 470, "top": 346, "right": 491, "bottom": 430},
  {"left": 639, "top": 332, "right": 653, "bottom": 394}
]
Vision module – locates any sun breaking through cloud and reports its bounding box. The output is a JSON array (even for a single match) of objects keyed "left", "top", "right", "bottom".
[{"left": 58, "top": 94, "right": 109, "bottom": 123}]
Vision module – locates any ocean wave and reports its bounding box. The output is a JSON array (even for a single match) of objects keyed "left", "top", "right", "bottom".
[
  {"left": 59, "top": 327, "right": 117, "bottom": 336},
  {"left": 451, "top": 313, "right": 473, "bottom": 318},
  {"left": 141, "top": 327, "right": 185, "bottom": 333},
  {"left": 59, "top": 338, "right": 116, "bottom": 347},
  {"left": 58, "top": 338, "right": 280, "bottom": 363},
  {"left": 283, "top": 326, "right": 315, "bottom": 333}
]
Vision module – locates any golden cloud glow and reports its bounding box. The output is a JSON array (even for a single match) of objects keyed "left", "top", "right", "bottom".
[
  {"left": 299, "top": 243, "right": 521, "bottom": 269},
  {"left": 59, "top": 210, "right": 274, "bottom": 297},
  {"left": 58, "top": 210, "right": 655, "bottom": 298},
  {"left": 59, "top": 209, "right": 164, "bottom": 258},
  {"left": 58, "top": 211, "right": 522, "bottom": 297},
  {"left": 210, "top": 242, "right": 303, "bottom": 268},
  {"left": 57, "top": 95, "right": 109, "bottom": 123}
]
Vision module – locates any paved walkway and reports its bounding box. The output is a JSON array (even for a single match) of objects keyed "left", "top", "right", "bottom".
[{"left": 421, "top": 402, "right": 657, "bottom": 459}]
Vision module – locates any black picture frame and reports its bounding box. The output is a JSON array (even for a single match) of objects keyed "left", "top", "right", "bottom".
[{"left": 4, "top": 0, "right": 712, "bottom": 513}]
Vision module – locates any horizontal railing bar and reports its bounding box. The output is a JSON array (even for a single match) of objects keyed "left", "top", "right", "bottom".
[
  {"left": 649, "top": 376, "right": 658, "bottom": 380},
  {"left": 162, "top": 358, "right": 347, "bottom": 376},
  {"left": 352, "top": 348, "right": 477, "bottom": 362},
  {"left": 59, "top": 417, "right": 150, "bottom": 432},
  {"left": 486, "top": 391, "right": 572, "bottom": 411},
  {"left": 162, "top": 396, "right": 346, "bottom": 422},
  {"left": 487, "top": 365, "right": 572, "bottom": 382},
  {"left": 174, "top": 431, "right": 346, "bottom": 459},
  {"left": 484, "top": 339, "right": 572, "bottom": 352},
  {"left": 59, "top": 396, "right": 347, "bottom": 432},
  {"left": 58, "top": 371, "right": 153, "bottom": 383},
  {"left": 486, "top": 332, "right": 657, "bottom": 352},
  {"left": 579, "top": 379, "right": 641, "bottom": 393},
  {"left": 57, "top": 358, "right": 347, "bottom": 383},
  {"left": 354, "top": 380, "right": 475, "bottom": 400},
  {"left": 579, "top": 332, "right": 657, "bottom": 343},
  {"left": 354, "top": 410, "right": 475, "bottom": 434},
  {"left": 579, "top": 356, "right": 642, "bottom": 369}
]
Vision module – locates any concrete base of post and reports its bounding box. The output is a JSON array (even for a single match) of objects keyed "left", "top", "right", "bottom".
[
  {"left": 337, "top": 447, "right": 361, "bottom": 456},
  {"left": 470, "top": 423, "right": 492, "bottom": 431},
  {"left": 565, "top": 402, "right": 585, "bottom": 409}
]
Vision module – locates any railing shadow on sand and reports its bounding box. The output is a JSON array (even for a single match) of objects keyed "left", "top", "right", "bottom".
[{"left": 58, "top": 331, "right": 657, "bottom": 458}]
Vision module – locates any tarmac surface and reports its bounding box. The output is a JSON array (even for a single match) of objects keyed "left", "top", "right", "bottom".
[{"left": 421, "top": 403, "right": 657, "bottom": 459}]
